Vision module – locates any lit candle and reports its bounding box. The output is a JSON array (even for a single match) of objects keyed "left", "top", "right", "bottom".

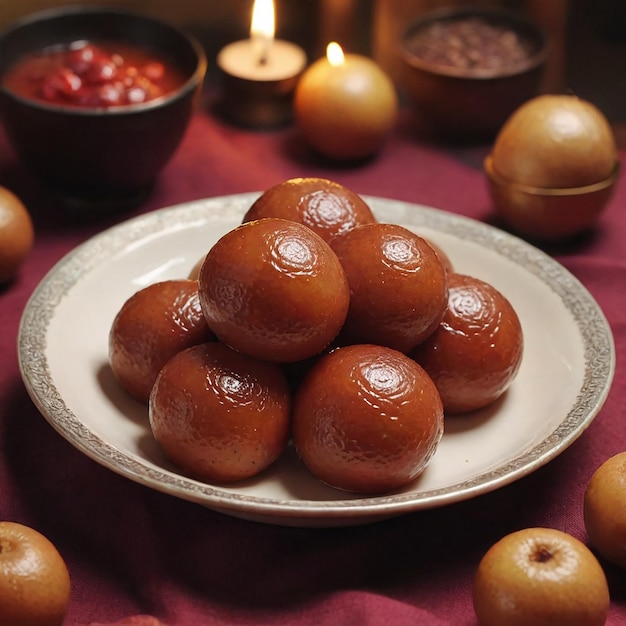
[
  {"left": 294, "top": 42, "right": 398, "bottom": 160},
  {"left": 216, "top": 0, "right": 307, "bottom": 128}
]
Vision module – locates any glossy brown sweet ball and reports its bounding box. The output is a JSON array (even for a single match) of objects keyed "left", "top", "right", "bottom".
[
  {"left": 411, "top": 273, "right": 523, "bottom": 414},
  {"left": 330, "top": 223, "right": 448, "bottom": 353},
  {"left": 149, "top": 341, "right": 291, "bottom": 483},
  {"left": 198, "top": 217, "right": 350, "bottom": 363},
  {"left": 109, "top": 279, "right": 214, "bottom": 404},
  {"left": 584, "top": 451, "right": 626, "bottom": 568},
  {"left": 292, "top": 344, "right": 444, "bottom": 494},
  {"left": 242, "top": 178, "right": 377, "bottom": 243}
]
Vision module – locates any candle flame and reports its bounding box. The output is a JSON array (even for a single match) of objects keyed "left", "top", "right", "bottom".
[
  {"left": 251, "top": 0, "right": 275, "bottom": 64},
  {"left": 326, "top": 42, "right": 345, "bottom": 67},
  {"left": 251, "top": 0, "right": 275, "bottom": 39}
]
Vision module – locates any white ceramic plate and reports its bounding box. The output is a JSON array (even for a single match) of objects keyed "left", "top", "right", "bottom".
[{"left": 18, "top": 194, "right": 615, "bottom": 527}]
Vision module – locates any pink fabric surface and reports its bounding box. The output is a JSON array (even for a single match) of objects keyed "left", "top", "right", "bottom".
[{"left": 1, "top": 94, "right": 625, "bottom": 625}]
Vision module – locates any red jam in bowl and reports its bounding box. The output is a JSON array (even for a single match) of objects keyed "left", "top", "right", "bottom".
[{"left": 1, "top": 40, "right": 187, "bottom": 108}]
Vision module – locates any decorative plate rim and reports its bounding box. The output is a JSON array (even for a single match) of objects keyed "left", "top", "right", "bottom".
[{"left": 17, "top": 193, "right": 616, "bottom": 524}]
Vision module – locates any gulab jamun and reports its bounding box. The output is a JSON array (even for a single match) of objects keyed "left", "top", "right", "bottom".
[
  {"left": 410, "top": 273, "right": 523, "bottom": 414},
  {"left": 242, "top": 177, "right": 376, "bottom": 243},
  {"left": 109, "top": 279, "right": 214, "bottom": 403},
  {"left": 292, "top": 343, "right": 444, "bottom": 494},
  {"left": 330, "top": 222, "right": 448, "bottom": 353},
  {"left": 198, "top": 217, "right": 350, "bottom": 363},
  {"left": 149, "top": 341, "right": 291, "bottom": 483}
]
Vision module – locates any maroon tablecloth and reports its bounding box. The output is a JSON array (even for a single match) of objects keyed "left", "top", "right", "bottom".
[{"left": 1, "top": 94, "right": 625, "bottom": 625}]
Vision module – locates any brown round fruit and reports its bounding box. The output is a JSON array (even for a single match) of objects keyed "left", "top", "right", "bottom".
[
  {"left": 292, "top": 344, "right": 444, "bottom": 494},
  {"left": 242, "top": 177, "right": 376, "bottom": 243},
  {"left": 411, "top": 273, "right": 523, "bottom": 413},
  {"left": 331, "top": 222, "right": 448, "bottom": 353},
  {"left": 473, "top": 527, "right": 610, "bottom": 626},
  {"left": 198, "top": 218, "right": 350, "bottom": 363},
  {"left": 109, "top": 279, "right": 214, "bottom": 404},
  {"left": 0, "top": 521, "right": 71, "bottom": 626},
  {"left": 584, "top": 451, "right": 626, "bottom": 568},
  {"left": 491, "top": 94, "right": 617, "bottom": 188},
  {"left": 149, "top": 342, "right": 291, "bottom": 483},
  {"left": 0, "top": 186, "right": 34, "bottom": 283}
]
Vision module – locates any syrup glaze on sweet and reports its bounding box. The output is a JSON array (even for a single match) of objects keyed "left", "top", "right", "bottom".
[
  {"left": 293, "top": 343, "right": 444, "bottom": 494},
  {"left": 411, "top": 273, "right": 523, "bottom": 414},
  {"left": 109, "top": 279, "right": 214, "bottom": 404},
  {"left": 243, "top": 178, "right": 377, "bottom": 244},
  {"left": 331, "top": 222, "right": 448, "bottom": 353},
  {"left": 149, "top": 342, "right": 291, "bottom": 483},
  {"left": 198, "top": 218, "right": 350, "bottom": 363}
]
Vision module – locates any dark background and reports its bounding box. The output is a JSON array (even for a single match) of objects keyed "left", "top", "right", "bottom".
[{"left": 0, "top": 0, "right": 623, "bottom": 129}]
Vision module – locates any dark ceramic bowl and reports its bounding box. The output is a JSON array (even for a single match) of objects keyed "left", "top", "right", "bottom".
[
  {"left": 399, "top": 7, "right": 548, "bottom": 141},
  {"left": 0, "top": 6, "right": 207, "bottom": 211}
]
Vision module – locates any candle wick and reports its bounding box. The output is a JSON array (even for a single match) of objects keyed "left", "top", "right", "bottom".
[
  {"left": 259, "top": 43, "right": 271, "bottom": 66},
  {"left": 253, "top": 34, "right": 272, "bottom": 67}
]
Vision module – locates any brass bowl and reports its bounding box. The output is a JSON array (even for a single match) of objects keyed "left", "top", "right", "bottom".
[{"left": 484, "top": 155, "right": 620, "bottom": 241}]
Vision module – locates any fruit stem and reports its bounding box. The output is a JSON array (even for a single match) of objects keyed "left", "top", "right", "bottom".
[{"left": 533, "top": 545, "right": 553, "bottom": 563}]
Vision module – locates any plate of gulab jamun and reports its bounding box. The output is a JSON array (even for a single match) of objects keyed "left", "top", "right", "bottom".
[{"left": 18, "top": 179, "right": 615, "bottom": 527}]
